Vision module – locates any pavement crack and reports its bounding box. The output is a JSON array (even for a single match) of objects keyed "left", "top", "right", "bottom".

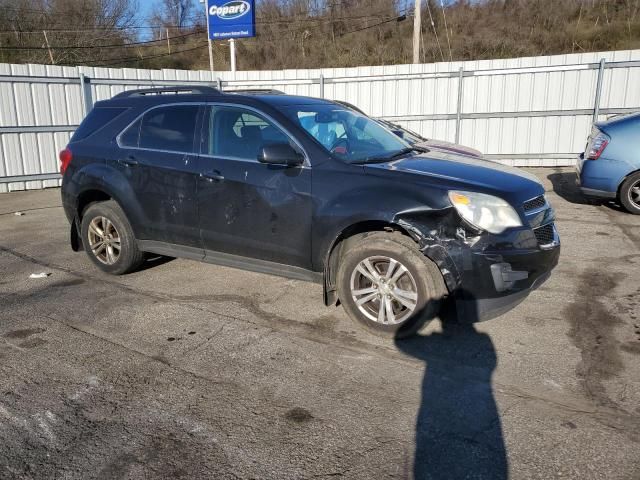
[{"left": 42, "top": 313, "right": 239, "bottom": 390}]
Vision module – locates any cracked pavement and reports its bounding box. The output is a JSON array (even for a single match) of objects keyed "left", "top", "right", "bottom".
[{"left": 0, "top": 167, "right": 639, "bottom": 479}]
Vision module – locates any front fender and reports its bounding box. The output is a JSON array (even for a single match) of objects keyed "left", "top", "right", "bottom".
[
  {"left": 393, "top": 207, "right": 466, "bottom": 294},
  {"left": 311, "top": 168, "right": 451, "bottom": 271}
]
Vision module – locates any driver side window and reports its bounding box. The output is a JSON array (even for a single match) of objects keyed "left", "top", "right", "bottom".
[{"left": 205, "top": 106, "right": 295, "bottom": 161}]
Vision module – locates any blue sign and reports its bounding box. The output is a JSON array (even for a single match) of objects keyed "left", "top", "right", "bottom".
[{"left": 207, "top": 0, "right": 256, "bottom": 40}]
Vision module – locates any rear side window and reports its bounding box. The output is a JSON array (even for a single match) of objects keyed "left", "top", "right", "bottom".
[
  {"left": 138, "top": 105, "right": 199, "bottom": 153},
  {"left": 119, "top": 118, "right": 141, "bottom": 147},
  {"left": 70, "top": 107, "right": 127, "bottom": 142}
]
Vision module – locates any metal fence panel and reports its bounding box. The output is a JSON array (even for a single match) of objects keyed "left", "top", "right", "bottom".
[{"left": 1, "top": 49, "right": 640, "bottom": 191}]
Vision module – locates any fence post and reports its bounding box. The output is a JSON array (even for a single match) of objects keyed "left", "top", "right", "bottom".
[
  {"left": 79, "top": 73, "right": 93, "bottom": 116},
  {"left": 319, "top": 74, "right": 325, "bottom": 98},
  {"left": 593, "top": 58, "right": 606, "bottom": 123},
  {"left": 455, "top": 67, "right": 464, "bottom": 144},
  {"left": 217, "top": 77, "right": 223, "bottom": 91}
]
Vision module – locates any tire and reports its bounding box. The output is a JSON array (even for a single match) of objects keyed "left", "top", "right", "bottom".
[
  {"left": 80, "top": 200, "right": 144, "bottom": 275},
  {"left": 619, "top": 172, "right": 640, "bottom": 215},
  {"left": 336, "top": 232, "right": 448, "bottom": 338}
]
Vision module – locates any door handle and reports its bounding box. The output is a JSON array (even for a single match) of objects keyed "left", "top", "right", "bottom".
[
  {"left": 200, "top": 171, "right": 224, "bottom": 182},
  {"left": 118, "top": 155, "right": 139, "bottom": 167}
]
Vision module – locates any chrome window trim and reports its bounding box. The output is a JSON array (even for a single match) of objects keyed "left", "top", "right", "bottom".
[
  {"left": 197, "top": 152, "right": 309, "bottom": 169},
  {"left": 115, "top": 101, "right": 310, "bottom": 167},
  {"left": 201, "top": 102, "right": 310, "bottom": 167},
  {"left": 115, "top": 102, "right": 201, "bottom": 155}
]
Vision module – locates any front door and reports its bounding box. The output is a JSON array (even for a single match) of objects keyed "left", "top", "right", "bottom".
[
  {"left": 197, "top": 105, "right": 312, "bottom": 269},
  {"left": 116, "top": 104, "right": 202, "bottom": 247}
]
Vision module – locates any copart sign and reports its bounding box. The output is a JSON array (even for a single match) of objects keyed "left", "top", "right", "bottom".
[{"left": 207, "top": 0, "right": 256, "bottom": 39}]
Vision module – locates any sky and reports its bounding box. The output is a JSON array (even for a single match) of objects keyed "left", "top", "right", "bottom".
[{"left": 136, "top": 0, "right": 208, "bottom": 24}]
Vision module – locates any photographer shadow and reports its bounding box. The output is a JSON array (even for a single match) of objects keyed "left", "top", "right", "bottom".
[{"left": 395, "top": 295, "right": 507, "bottom": 480}]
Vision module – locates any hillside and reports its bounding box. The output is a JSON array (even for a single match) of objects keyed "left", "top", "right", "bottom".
[{"left": 0, "top": 0, "right": 638, "bottom": 70}]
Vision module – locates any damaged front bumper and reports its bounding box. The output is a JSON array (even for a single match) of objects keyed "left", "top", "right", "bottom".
[
  {"left": 400, "top": 209, "right": 560, "bottom": 322},
  {"left": 452, "top": 241, "right": 559, "bottom": 321}
]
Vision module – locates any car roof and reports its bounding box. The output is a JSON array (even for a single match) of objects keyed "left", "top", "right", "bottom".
[
  {"left": 332, "top": 100, "right": 366, "bottom": 115},
  {"left": 233, "top": 93, "right": 334, "bottom": 107},
  {"left": 95, "top": 87, "right": 335, "bottom": 110}
]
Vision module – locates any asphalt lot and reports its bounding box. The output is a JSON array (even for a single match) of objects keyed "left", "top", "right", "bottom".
[{"left": 0, "top": 167, "right": 639, "bottom": 479}]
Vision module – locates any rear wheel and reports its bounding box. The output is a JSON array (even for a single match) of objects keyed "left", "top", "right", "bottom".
[
  {"left": 619, "top": 172, "right": 640, "bottom": 215},
  {"left": 336, "top": 232, "right": 448, "bottom": 338},
  {"left": 80, "top": 200, "right": 144, "bottom": 275}
]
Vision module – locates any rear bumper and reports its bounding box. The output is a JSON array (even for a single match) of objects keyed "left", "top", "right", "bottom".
[
  {"left": 576, "top": 154, "right": 627, "bottom": 198},
  {"left": 579, "top": 186, "right": 617, "bottom": 199}
]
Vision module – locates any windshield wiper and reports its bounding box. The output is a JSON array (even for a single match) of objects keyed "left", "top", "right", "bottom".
[
  {"left": 351, "top": 146, "right": 429, "bottom": 165},
  {"left": 405, "top": 145, "right": 429, "bottom": 153}
]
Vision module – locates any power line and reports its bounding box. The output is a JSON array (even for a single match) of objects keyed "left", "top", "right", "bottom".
[
  {"left": 440, "top": 0, "right": 453, "bottom": 62},
  {"left": 85, "top": 42, "right": 209, "bottom": 68},
  {"left": 0, "top": 30, "right": 203, "bottom": 51},
  {"left": 245, "top": 6, "right": 410, "bottom": 43},
  {"left": 0, "top": 2, "right": 412, "bottom": 65},
  {"left": 0, "top": 12, "right": 401, "bottom": 35},
  {"left": 337, "top": 9, "right": 409, "bottom": 38},
  {"left": 424, "top": 0, "right": 445, "bottom": 62}
]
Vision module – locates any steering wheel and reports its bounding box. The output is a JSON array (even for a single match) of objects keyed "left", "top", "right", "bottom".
[{"left": 329, "top": 138, "right": 349, "bottom": 155}]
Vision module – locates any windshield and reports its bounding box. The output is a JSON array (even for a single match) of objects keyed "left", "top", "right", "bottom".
[{"left": 281, "top": 104, "right": 412, "bottom": 164}]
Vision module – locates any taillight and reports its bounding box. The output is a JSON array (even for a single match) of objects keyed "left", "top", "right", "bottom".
[
  {"left": 59, "top": 147, "right": 72, "bottom": 174},
  {"left": 586, "top": 131, "right": 609, "bottom": 160}
]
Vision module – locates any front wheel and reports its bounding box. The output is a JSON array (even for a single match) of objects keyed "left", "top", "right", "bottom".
[
  {"left": 619, "top": 172, "right": 640, "bottom": 215},
  {"left": 336, "top": 232, "right": 448, "bottom": 338}
]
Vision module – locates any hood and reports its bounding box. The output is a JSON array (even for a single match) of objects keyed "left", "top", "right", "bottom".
[
  {"left": 417, "top": 139, "right": 482, "bottom": 158},
  {"left": 364, "top": 150, "right": 544, "bottom": 205}
]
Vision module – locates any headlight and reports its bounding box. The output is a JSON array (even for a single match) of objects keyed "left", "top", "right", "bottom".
[{"left": 448, "top": 190, "right": 522, "bottom": 234}]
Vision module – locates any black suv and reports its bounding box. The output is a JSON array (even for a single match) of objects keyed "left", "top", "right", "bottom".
[{"left": 60, "top": 86, "right": 560, "bottom": 336}]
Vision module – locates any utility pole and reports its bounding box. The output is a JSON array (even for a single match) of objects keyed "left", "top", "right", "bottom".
[
  {"left": 202, "top": 0, "right": 214, "bottom": 73},
  {"left": 229, "top": 38, "right": 236, "bottom": 72},
  {"left": 413, "top": 0, "right": 421, "bottom": 64}
]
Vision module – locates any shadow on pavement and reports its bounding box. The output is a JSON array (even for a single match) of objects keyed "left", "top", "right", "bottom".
[
  {"left": 395, "top": 297, "right": 507, "bottom": 480},
  {"left": 136, "top": 254, "right": 175, "bottom": 272},
  {"left": 547, "top": 171, "right": 625, "bottom": 212}
]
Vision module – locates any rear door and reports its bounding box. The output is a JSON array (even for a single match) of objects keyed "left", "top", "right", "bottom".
[
  {"left": 116, "top": 103, "right": 202, "bottom": 247},
  {"left": 196, "top": 104, "right": 312, "bottom": 269}
]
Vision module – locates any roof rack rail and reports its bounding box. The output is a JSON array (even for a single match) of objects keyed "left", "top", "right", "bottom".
[
  {"left": 113, "top": 86, "right": 220, "bottom": 99},
  {"left": 227, "top": 88, "right": 285, "bottom": 95}
]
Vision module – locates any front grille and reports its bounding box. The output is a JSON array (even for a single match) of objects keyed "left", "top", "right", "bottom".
[
  {"left": 534, "top": 223, "right": 555, "bottom": 245},
  {"left": 523, "top": 195, "right": 546, "bottom": 212}
]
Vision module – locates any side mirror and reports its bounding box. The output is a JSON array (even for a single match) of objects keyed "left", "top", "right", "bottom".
[{"left": 258, "top": 143, "right": 304, "bottom": 166}]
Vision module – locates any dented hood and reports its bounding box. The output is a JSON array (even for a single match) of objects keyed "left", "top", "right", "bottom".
[{"left": 364, "top": 150, "right": 544, "bottom": 203}]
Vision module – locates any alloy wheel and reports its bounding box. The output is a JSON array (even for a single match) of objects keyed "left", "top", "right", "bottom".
[
  {"left": 87, "top": 216, "right": 121, "bottom": 265},
  {"left": 349, "top": 255, "right": 418, "bottom": 325},
  {"left": 629, "top": 179, "right": 640, "bottom": 209}
]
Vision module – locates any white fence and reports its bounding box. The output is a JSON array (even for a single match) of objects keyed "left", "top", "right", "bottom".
[{"left": 1, "top": 49, "right": 639, "bottom": 192}]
